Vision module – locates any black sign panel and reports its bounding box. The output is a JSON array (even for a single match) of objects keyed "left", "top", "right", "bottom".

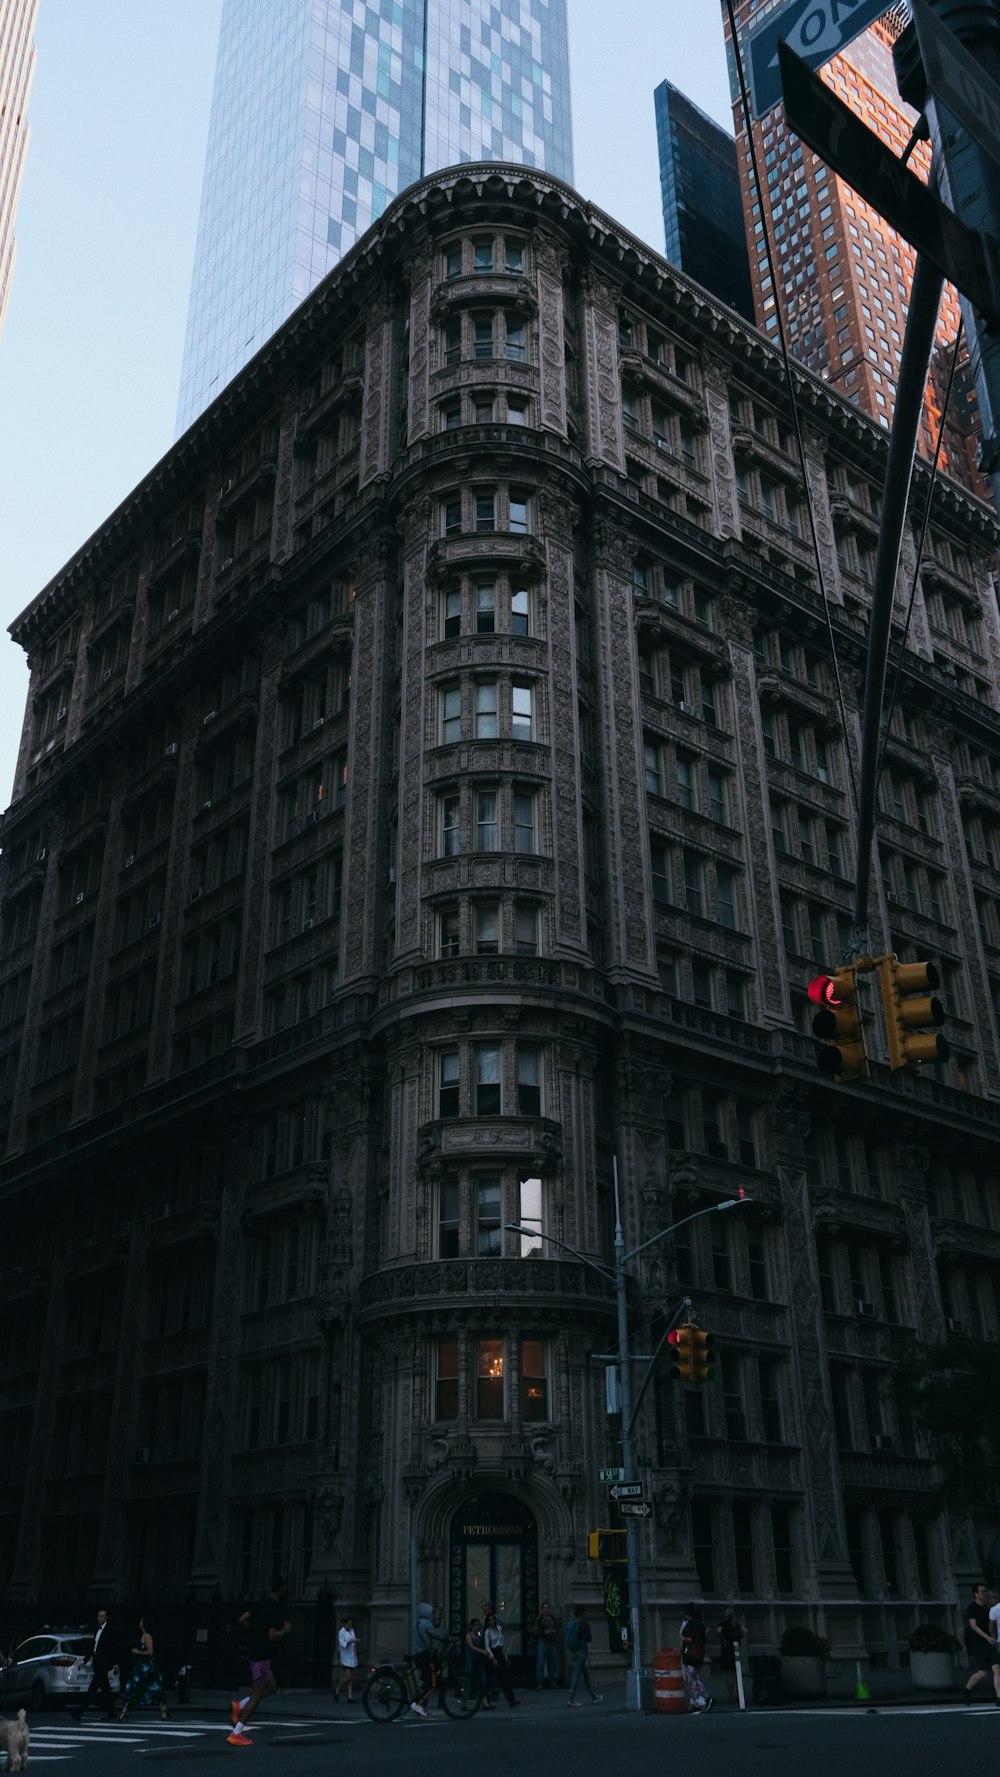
[{"left": 779, "top": 40, "right": 1000, "bottom": 324}]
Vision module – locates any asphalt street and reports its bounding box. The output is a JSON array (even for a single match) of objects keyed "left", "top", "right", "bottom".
[{"left": 8, "top": 1693, "right": 1000, "bottom": 1775}]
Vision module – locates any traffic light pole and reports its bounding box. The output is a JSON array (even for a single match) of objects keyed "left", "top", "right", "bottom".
[{"left": 505, "top": 1184, "right": 752, "bottom": 1714}]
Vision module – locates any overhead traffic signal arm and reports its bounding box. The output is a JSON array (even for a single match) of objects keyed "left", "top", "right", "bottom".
[
  {"left": 808, "top": 967, "right": 868, "bottom": 1083},
  {"left": 878, "top": 957, "right": 949, "bottom": 1071}
]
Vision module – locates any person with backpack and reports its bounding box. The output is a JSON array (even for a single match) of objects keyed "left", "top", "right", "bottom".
[
  {"left": 565, "top": 1605, "right": 603, "bottom": 1706},
  {"left": 680, "top": 1603, "right": 714, "bottom": 1712}
]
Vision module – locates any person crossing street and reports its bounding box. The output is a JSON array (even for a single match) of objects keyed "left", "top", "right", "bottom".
[{"left": 228, "top": 1576, "right": 292, "bottom": 1747}]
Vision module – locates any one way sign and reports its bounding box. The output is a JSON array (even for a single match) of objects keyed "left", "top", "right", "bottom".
[
  {"left": 609, "top": 1482, "right": 644, "bottom": 1501},
  {"left": 747, "top": 0, "right": 888, "bottom": 119}
]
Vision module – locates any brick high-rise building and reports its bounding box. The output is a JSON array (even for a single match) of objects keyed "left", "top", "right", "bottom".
[
  {"left": 0, "top": 0, "right": 39, "bottom": 339},
  {"left": 176, "top": 0, "right": 573, "bottom": 433},
  {"left": 724, "top": 5, "right": 980, "bottom": 487},
  {"left": 1, "top": 162, "right": 999, "bottom": 1678}
]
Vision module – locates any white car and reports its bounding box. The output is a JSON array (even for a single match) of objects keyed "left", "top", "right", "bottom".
[{"left": 3, "top": 1631, "right": 120, "bottom": 1711}]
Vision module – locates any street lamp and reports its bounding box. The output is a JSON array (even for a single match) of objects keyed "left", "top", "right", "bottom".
[{"left": 505, "top": 1163, "right": 752, "bottom": 1713}]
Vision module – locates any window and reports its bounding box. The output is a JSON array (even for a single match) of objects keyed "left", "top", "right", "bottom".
[
  {"left": 475, "top": 681, "right": 498, "bottom": 738},
  {"left": 505, "top": 239, "right": 524, "bottom": 274},
  {"left": 444, "top": 321, "right": 461, "bottom": 366},
  {"left": 505, "top": 322, "right": 525, "bottom": 363},
  {"left": 476, "top": 1174, "right": 502, "bottom": 1254},
  {"left": 510, "top": 586, "right": 529, "bottom": 635},
  {"left": 519, "top": 1177, "right": 543, "bottom": 1253},
  {"left": 437, "top": 1340, "right": 459, "bottom": 1418},
  {"left": 651, "top": 841, "right": 669, "bottom": 904},
  {"left": 441, "top": 684, "right": 461, "bottom": 744},
  {"left": 509, "top": 492, "right": 529, "bottom": 534},
  {"left": 521, "top": 1339, "right": 547, "bottom": 1420},
  {"left": 725, "top": 973, "right": 745, "bottom": 1019},
  {"left": 512, "top": 684, "right": 533, "bottom": 739},
  {"left": 442, "top": 587, "right": 461, "bottom": 637},
  {"left": 441, "top": 399, "right": 460, "bottom": 431},
  {"left": 675, "top": 756, "right": 693, "bottom": 810},
  {"left": 475, "top": 583, "right": 496, "bottom": 633},
  {"left": 476, "top": 1045, "right": 501, "bottom": 1116},
  {"left": 476, "top": 789, "right": 499, "bottom": 850},
  {"left": 475, "top": 903, "right": 499, "bottom": 955},
  {"left": 707, "top": 771, "right": 725, "bottom": 824},
  {"left": 473, "top": 316, "right": 493, "bottom": 359},
  {"left": 439, "top": 1176, "right": 460, "bottom": 1256},
  {"left": 477, "top": 1339, "right": 504, "bottom": 1417},
  {"left": 760, "top": 1358, "right": 783, "bottom": 1442},
  {"left": 445, "top": 246, "right": 462, "bottom": 278},
  {"left": 507, "top": 397, "right": 528, "bottom": 426},
  {"left": 517, "top": 1046, "right": 541, "bottom": 1116},
  {"left": 475, "top": 493, "right": 496, "bottom": 533},
  {"left": 684, "top": 852, "right": 703, "bottom": 917},
  {"left": 514, "top": 903, "right": 538, "bottom": 956},
  {"left": 440, "top": 907, "right": 460, "bottom": 958},
  {"left": 473, "top": 237, "right": 493, "bottom": 271},
  {"left": 443, "top": 496, "right": 462, "bottom": 536},
  {"left": 442, "top": 794, "right": 460, "bottom": 856},
  {"left": 513, "top": 790, "right": 535, "bottom": 853},
  {"left": 439, "top": 1051, "right": 460, "bottom": 1118},
  {"left": 717, "top": 866, "right": 737, "bottom": 930}
]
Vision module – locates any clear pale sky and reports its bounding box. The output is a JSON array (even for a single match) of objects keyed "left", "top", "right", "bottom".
[{"left": 0, "top": 1, "right": 731, "bottom": 804}]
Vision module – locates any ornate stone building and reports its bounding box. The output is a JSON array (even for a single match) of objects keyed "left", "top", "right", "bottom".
[{"left": 1, "top": 162, "right": 999, "bottom": 1670}]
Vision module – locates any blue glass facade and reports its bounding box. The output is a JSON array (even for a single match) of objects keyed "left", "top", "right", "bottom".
[
  {"left": 654, "top": 79, "right": 754, "bottom": 324},
  {"left": 177, "top": 0, "right": 572, "bottom": 433}
]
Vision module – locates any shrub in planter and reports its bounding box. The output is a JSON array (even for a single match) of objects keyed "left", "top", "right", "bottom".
[
  {"left": 778, "top": 1625, "right": 830, "bottom": 1699},
  {"left": 906, "top": 1624, "right": 960, "bottom": 1689}
]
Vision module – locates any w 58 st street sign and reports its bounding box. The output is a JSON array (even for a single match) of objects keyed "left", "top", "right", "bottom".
[{"left": 747, "top": 0, "right": 889, "bottom": 118}]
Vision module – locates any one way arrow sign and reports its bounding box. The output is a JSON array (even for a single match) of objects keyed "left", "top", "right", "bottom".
[
  {"left": 747, "top": 0, "right": 888, "bottom": 119},
  {"left": 609, "top": 1482, "right": 644, "bottom": 1501}
]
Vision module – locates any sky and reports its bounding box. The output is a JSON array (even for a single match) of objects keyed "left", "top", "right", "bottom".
[{"left": 0, "top": 0, "right": 732, "bottom": 805}]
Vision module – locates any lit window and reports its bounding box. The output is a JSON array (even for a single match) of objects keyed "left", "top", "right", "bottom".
[{"left": 477, "top": 1338, "right": 504, "bottom": 1417}]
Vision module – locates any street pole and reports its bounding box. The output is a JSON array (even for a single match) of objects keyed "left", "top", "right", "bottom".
[{"left": 612, "top": 1156, "right": 643, "bottom": 1711}]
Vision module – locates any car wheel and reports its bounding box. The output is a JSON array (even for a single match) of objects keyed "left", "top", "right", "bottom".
[{"left": 30, "top": 1679, "right": 45, "bottom": 1711}]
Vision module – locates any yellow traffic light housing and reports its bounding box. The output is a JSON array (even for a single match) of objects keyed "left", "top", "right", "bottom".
[
  {"left": 808, "top": 967, "right": 868, "bottom": 1082},
  {"left": 587, "top": 1529, "right": 627, "bottom": 1564},
  {"left": 878, "top": 957, "right": 949, "bottom": 1070},
  {"left": 668, "top": 1324, "right": 695, "bottom": 1383},
  {"left": 691, "top": 1329, "right": 716, "bottom": 1383}
]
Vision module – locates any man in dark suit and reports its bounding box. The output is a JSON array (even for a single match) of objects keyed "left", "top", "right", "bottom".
[{"left": 69, "top": 1608, "right": 119, "bottom": 1721}]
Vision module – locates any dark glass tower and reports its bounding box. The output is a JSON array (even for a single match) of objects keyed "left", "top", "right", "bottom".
[
  {"left": 176, "top": 0, "right": 573, "bottom": 433},
  {"left": 654, "top": 78, "right": 753, "bottom": 323}
]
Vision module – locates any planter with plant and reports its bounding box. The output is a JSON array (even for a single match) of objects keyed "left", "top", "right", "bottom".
[
  {"left": 778, "top": 1625, "right": 831, "bottom": 1699},
  {"left": 905, "top": 1624, "right": 961, "bottom": 1690}
]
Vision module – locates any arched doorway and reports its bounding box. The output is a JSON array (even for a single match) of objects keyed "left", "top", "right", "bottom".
[{"left": 449, "top": 1492, "right": 538, "bottom": 1670}]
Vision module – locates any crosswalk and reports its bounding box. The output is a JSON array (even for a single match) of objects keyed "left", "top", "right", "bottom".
[{"left": 8, "top": 1714, "right": 366, "bottom": 1763}]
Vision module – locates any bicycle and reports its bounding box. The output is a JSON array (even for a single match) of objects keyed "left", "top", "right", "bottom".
[{"left": 361, "top": 1641, "right": 483, "bottom": 1722}]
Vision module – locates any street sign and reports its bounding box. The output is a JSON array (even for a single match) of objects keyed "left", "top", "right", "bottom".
[
  {"left": 747, "top": 0, "right": 887, "bottom": 119},
  {"left": 618, "top": 1501, "right": 652, "bottom": 1519},
  {"left": 609, "top": 1482, "right": 644, "bottom": 1501},
  {"left": 912, "top": 0, "right": 1000, "bottom": 178},
  {"left": 779, "top": 42, "right": 1000, "bottom": 326},
  {"left": 598, "top": 1467, "right": 624, "bottom": 1484}
]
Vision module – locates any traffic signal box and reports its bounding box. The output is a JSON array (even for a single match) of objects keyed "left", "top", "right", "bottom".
[
  {"left": 808, "top": 968, "right": 868, "bottom": 1082},
  {"left": 669, "top": 1323, "right": 714, "bottom": 1384},
  {"left": 691, "top": 1329, "right": 716, "bottom": 1383},
  {"left": 587, "top": 1529, "right": 627, "bottom": 1563},
  {"left": 877, "top": 957, "right": 949, "bottom": 1071}
]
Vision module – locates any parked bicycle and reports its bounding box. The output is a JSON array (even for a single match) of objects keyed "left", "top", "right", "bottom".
[{"left": 362, "top": 1640, "right": 482, "bottom": 1722}]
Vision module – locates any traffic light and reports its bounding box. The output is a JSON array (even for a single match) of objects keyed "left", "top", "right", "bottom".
[
  {"left": 587, "top": 1529, "right": 627, "bottom": 1564},
  {"left": 668, "top": 1324, "right": 695, "bottom": 1383},
  {"left": 878, "top": 957, "right": 949, "bottom": 1071},
  {"left": 691, "top": 1329, "right": 716, "bottom": 1383},
  {"left": 808, "top": 967, "right": 868, "bottom": 1082}
]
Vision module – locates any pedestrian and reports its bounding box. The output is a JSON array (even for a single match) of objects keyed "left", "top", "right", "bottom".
[
  {"left": 334, "top": 1617, "right": 358, "bottom": 1703},
  {"left": 117, "top": 1618, "right": 168, "bottom": 1722},
  {"left": 680, "top": 1602, "right": 714, "bottom": 1713},
  {"left": 464, "top": 1618, "right": 495, "bottom": 1707},
  {"left": 565, "top": 1605, "right": 603, "bottom": 1706},
  {"left": 483, "top": 1611, "right": 520, "bottom": 1708},
  {"left": 535, "top": 1599, "right": 560, "bottom": 1689},
  {"left": 961, "top": 1582, "right": 1000, "bottom": 1702},
  {"left": 228, "top": 1574, "right": 292, "bottom": 1747},
  {"left": 410, "top": 1602, "right": 447, "bottom": 1716},
  {"left": 69, "top": 1607, "right": 119, "bottom": 1722},
  {"left": 716, "top": 1607, "right": 748, "bottom": 1706}
]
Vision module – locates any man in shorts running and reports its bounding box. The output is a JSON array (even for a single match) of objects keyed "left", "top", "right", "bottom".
[{"left": 228, "top": 1576, "right": 292, "bottom": 1747}]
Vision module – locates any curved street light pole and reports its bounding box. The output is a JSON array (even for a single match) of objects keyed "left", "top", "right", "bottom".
[{"left": 506, "top": 1167, "right": 752, "bottom": 1712}]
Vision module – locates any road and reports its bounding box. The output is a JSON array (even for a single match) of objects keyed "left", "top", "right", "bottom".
[{"left": 13, "top": 1696, "right": 1000, "bottom": 1774}]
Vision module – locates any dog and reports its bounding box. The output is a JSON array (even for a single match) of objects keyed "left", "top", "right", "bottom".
[{"left": 0, "top": 1708, "right": 30, "bottom": 1771}]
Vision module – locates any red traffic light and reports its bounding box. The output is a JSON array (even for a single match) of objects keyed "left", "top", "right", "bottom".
[
  {"left": 666, "top": 1329, "right": 683, "bottom": 1347},
  {"left": 808, "top": 973, "right": 842, "bottom": 1009}
]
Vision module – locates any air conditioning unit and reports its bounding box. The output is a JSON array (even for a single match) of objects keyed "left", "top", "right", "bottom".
[
  {"left": 676, "top": 700, "right": 696, "bottom": 717},
  {"left": 872, "top": 1434, "right": 894, "bottom": 1453},
  {"left": 202, "top": 799, "right": 213, "bottom": 811},
  {"left": 165, "top": 742, "right": 179, "bottom": 755},
  {"left": 124, "top": 854, "right": 136, "bottom": 869},
  {"left": 74, "top": 891, "right": 86, "bottom": 906},
  {"left": 166, "top": 607, "right": 179, "bottom": 623},
  {"left": 221, "top": 557, "right": 234, "bottom": 572},
  {"left": 102, "top": 669, "right": 113, "bottom": 683},
  {"left": 203, "top": 711, "right": 218, "bottom": 726},
  {"left": 305, "top": 810, "right": 320, "bottom": 824},
  {"left": 190, "top": 887, "right": 203, "bottom": 902},
  {"left": 35, "top": 848, "right": 47, "bottom": 863},
  {"left": 854, "top": 1298, "right": 876, "bottom": 1317},
  {"left": 134, "top": 1448, "right": 152, "bottom": 1466},
  {"left": 220, "top": 479, "right": 234, "bottom": 497},
  {"left": 946, "top": 1316, "right": 966, "bottom": 1335},
  {"left": 56, "top": 706, "right": 68, "bottom": 721},
  {"left": 302, "top": 918, "right": 315, "bottom": 930},
  {"left": 147, "top": 913, "right": 160, "bottom": 928}
]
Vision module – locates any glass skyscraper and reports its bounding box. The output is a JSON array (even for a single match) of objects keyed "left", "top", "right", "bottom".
[
  {"left": 654, "top": 79, "right": 753, "bottom": 323},
  {"left": 177, "top": 0, "right": 572, "bottom": 433}
]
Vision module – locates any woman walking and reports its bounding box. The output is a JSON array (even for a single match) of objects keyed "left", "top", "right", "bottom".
[
  {"left": 483, "top": 1612, "right": 520, "bottom": 1709},
  {"left": 717, "top": 1608, "right": 747, "bottom": 1706},
  {"left": 117, "top": 1618, "right": 167, "bottom": 1721},
  {"left": 464, "top": 1618, "right": 495, "bottom": 1707},
  {"left": 334, "top": 1617, "right": 359, "bottom": 1703}
]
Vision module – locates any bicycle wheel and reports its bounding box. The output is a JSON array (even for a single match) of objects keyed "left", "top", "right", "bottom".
[
  {"left": 440, "top": 1671, "right": 483, "bottom": 1719},
  {"left": 362, "top": 1668, "right": 407, "bottom": 1723}
]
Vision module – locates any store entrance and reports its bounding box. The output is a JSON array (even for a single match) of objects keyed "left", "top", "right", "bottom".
[{"left": 449, "top": 1492, "right": 538, "bottom": 1670}]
